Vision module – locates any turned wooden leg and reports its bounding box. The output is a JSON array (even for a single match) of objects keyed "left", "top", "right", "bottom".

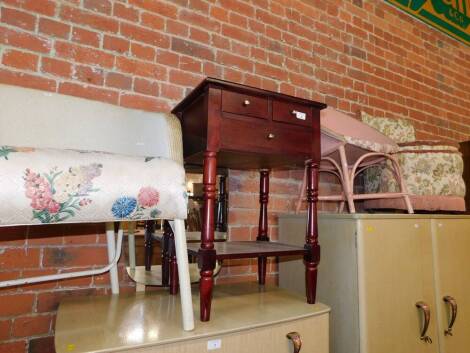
[
  {"left": 215, "top": 175, "right": 227, "bottom": 232},
  {"left": 169, "top": 231, "right": 179, "bottom": 295},
  {"left": 257, "top": 170, "right": 270, "bottom": 285},
  {"left": 161, "top": 221, "right": 171, "bottom": 287},
  {"left": 304, "top": 160, "right": 320, "bottom": 304},
  {"left": 198, "top": 151, "right": 217, "bottom": 321},
  {"left": 144, "top": 220, "right": 156, "bottom": 271}
]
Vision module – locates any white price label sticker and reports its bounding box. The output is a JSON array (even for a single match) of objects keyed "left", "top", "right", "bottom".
[
  {"left": 294, "top": 111, "right": 307, "bottom": 120},
  {"left": 207, "top": 339, "right": 222, "bottom": 350}
]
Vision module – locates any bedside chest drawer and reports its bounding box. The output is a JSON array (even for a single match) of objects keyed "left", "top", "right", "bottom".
[
  {"left": 130, "top": 314, "right": 329, "bottom": 353},
  {"left": 222, "top": 90, "right": 269, "bottom": 119},
  {"left": 220, "top": 117, "right": 312, "bottom": 156},
  {"left": 173, "top": 78, "right": 326, "bottom": 169},
  {"left": 273, "top": 100, "right": 312, "bottom": 127}
]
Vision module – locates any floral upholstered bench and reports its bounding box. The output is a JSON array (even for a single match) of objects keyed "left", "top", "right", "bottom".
[{"left": 0, "top": 84, "right": 194, "bottom": 331}]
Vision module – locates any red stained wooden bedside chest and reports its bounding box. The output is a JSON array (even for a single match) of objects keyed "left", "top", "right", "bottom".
[{"left": 172, "top": 78, "right": 326, "bottom": 322}]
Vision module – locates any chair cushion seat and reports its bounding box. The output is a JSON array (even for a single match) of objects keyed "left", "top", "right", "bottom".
[
  {"left": 0, "top": 146, "right": 187, "bottom": 226},
  {"left": 364, "top": 146, "right": 465, "bottom": 201},
  {"left": 395, "top": 147, "right": 465, "bottom": 198},
  {"left": 364, "top": 195, "right": 466, "bottom": 212}
]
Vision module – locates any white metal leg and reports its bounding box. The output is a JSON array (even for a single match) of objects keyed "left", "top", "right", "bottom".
[
  {"left": 170, "top": 219, "right": 194, "bottom": 331},
  {"left": 135, "top": 283, "right": 146, "bottom": 292},
  {"left": 106, "top": 222, "right": 120, "bottom": 294},
  {"left": 0, "top": 226, "right": 124, "bottom": 288},
  {"left": 128, "top": 222, "right": 136, "bottom": 269}
]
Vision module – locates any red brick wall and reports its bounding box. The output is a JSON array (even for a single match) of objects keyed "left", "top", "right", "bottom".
[
  {"left": 0, "top": 0, "right": 469, "bottom": 352},
  {"left": 0, "top": 224, "right": 135, "bottom": 353}
]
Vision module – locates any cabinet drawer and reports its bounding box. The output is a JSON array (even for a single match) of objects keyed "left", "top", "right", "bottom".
[
  {"left": 132, "top": 314, "right": 329, "bottom": 353},
  {"left": 273, "top": 100, "right": 312, "bottom": 127},
  {"left": 220, "top": 117, "right": 312, "bottom": 156},
  {"left": 222, "top": 90, "right": 269, "bottom": 119}
]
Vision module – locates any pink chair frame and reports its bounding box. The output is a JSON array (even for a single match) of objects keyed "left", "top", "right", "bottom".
[{"left": 297, "top": 142, "right": 414, "bottom": 214}]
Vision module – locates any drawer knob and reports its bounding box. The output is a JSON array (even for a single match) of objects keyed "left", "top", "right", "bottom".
[
  {"left": 243, "top": 99, "right": 251, "bottom": 106},
  {"left": 286, "top": 332, "right": 302, "bottom": 353},
  {"left": 267, "top": 133, "right": 275, "bottom": 140}
]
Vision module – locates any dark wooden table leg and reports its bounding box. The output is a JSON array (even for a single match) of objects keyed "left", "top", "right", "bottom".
[
  {"left": 169, "top": 230, "right": 179, "bottom": 295},
  {"left": 199, "top": 151, "right": 217, "bottom": 321},
  {"left": 304, "top": 160, "right": 320, "bottom": 304},
  {"left": 257, "top": 170, "right": 270, "bottom": 285},
  {"left": 161, "top": 221, "right": 171, "bottom": 287},
  {"left": 215, "top": 175, "right": 227, "bottom": 232},
  {"left": 144, "top": 220, "right": 156, "bottom": 271}
]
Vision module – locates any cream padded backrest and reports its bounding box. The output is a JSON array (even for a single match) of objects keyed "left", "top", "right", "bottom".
[{"left": 0, "top": 84, "right": 183, "bottom": 164}]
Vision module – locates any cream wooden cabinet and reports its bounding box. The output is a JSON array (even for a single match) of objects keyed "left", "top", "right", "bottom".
[
  {"left": 431, "top": 218, "right": 470, "bottom": 353},
  {"left": 55, "top": 283, "right": 330, "bottom": 353},
  {"left": 278, "top": 214, "right": 470, "bottom": 353}
]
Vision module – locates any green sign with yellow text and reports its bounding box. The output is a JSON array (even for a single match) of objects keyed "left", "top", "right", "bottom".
[{"left": 386, "top": 0, "right": 470, "bottom": 45}]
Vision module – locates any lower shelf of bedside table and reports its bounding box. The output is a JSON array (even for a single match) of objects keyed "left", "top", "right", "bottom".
[
  {"left": 55, "top": 283, "right": 330, "bottom": 353},
  {"left": 126, "top": 264, "right": 201, "bottom": 285},
  {"left": 186, "top": 241, "right": 306, "bottom": 260},
  {"left": 126, "top": 263, "right": 223, "bottom": 286}
]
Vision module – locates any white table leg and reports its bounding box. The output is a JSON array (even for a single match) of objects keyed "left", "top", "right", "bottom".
[
  {"left": 170, "top": 219, "right": 194, "bottom": 331},
  {"left": 106, "top": 222, "right": 120, "bottom": 294}
]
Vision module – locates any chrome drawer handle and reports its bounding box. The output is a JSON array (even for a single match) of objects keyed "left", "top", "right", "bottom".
[
  {"left": 443, "top": 296, "right": 457, "bottom": 336},
  {"left": 267, "top": 133, "right": 275, "bottom": 140},
  {"left": 286, "top": 332, "right": 302, "bottom": 353},
  {"left": 416, "top": 301, "right": 432, "bottom": 343},
  {"left": 243, "top": 99, "right": 251, "bottom": 106}
]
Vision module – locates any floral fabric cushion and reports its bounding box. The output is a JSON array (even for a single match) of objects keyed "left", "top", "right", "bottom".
[
  {"left": 0, "top": 146, "right": 187, "bottom": 226},
  {"left": 361, "top": 111, "right": 416, "bottom": 143},
  {"left": 364, "top": 150, "right": 465, "bottom": 198}
]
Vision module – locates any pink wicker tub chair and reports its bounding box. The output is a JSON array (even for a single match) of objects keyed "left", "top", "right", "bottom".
[
  {"left": 0, "top": 84, "right": 194, "bottom": 331},
  {"left": 360, "top": 112, "right": 466, "bottom": 212},
  {"left": 297, "top": 107, "right": 413, "bottom": 213}
]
